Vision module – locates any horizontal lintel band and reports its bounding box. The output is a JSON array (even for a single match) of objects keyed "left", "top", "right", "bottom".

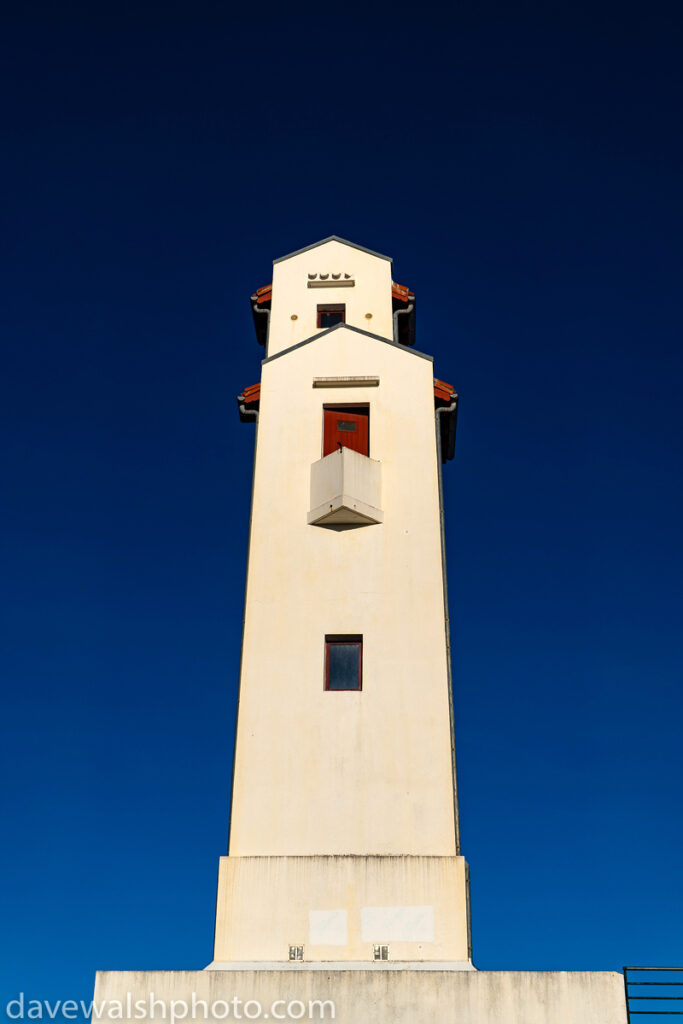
[
  {"left": 307, "top": 280, "right": 355, "bottom": 288},
  {"left": 313, "top": 377, "right": 380, "bottom": 389}
]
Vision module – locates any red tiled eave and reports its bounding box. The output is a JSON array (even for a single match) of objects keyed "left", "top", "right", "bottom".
[
  {"left": 239, "top": 382, "right": 261, "bottom": 404},
  {"left": 238, "top": 377, "right": 456, "bottom": 461},
  {"left": 239, "top": 379, "right": 455, "bottom": 407},
  {"left": 251, "top": 285, "right": 272, "bottom": 305},
  {"left": 391, "top": 281, "right": 415, "bottom": 303},
  {"left": 434, "top": 377, "right": 457, "bottom": 403},
  {"left": 254, "top": 282, "right": 413, "bottom": 305}
]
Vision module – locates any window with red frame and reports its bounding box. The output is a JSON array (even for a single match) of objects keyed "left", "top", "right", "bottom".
[
  {"left": 325, "top": 636, "right": 362, "bottom": 691},
  {"left": 317, "top": 304, "right": 346, "bottom": 328}
]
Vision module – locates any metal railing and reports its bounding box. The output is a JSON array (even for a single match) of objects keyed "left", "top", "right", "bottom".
[{"left": 624, "top": 967, "right": 683, "bottom": 1020}]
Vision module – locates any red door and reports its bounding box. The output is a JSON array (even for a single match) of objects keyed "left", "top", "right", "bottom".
[{"left": 323, "top": 406, "right": 369, "bottom": 457}]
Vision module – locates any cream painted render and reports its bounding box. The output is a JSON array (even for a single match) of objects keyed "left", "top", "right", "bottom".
[
  {"left": 267, "top": 239, "right": 394, "bottom": 355},
  {"left": 228, "top": 329, "right": 457, "bottom": 859},
  {"left": 217, "top": 239, "right": 464, "bottom": 964}
]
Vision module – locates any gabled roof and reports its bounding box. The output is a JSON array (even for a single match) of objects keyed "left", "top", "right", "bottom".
[
  {"left": 273, "top": 236, "right": 392, "bottom": 265},
  {"left": 261, "top": 322, "right": 432, "bottom": 364}
]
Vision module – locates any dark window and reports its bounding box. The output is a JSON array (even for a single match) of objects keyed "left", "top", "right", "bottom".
[
  {"left": 325, "top": 636, "right": 362, "bottom": 691},
  {"left": 317, "top": 304, "right": 346, "bottom": 328},
  {"left": 323, "top": 405, "right": 369, "bottom": 456}
]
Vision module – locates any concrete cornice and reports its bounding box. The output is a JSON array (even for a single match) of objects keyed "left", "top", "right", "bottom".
[{"left": 205, "top": 961, "right": 477, "bottom": 972}]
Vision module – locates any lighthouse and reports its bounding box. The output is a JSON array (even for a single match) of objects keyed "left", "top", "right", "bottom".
[
  {"left": 211, "top": 235, "right": 469, "bottom": 966},
  {"left": 93, "top": 236, "right": 628, "bottom": 1024}
]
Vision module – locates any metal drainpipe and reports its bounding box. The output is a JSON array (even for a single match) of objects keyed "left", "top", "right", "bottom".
[
  {"left": 251, "top": 300, "right": 271, "bottom": 351},
  {"left": 434, "top": 396, "right": 462, "bottom": 856},
  {"left": 392, "top": 302, "right": 414, "bottom": 343},
  {"left": 226, "top": 400, "right": 260, "bottom": 855}
]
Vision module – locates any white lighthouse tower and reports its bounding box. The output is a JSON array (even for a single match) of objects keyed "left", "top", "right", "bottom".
[
  {"left": 212, "top": 235, "right": 469, "bottom": 966},
  {"left": 94, "top": 237, "right": 628, "bottom": 1024}
]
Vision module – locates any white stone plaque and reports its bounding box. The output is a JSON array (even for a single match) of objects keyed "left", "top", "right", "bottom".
[{"left": 360, "top": 905, "right": 435, "bottom": 942}]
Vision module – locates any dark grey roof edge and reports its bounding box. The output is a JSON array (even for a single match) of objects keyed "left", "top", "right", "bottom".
[
  {"left": 261, "top": 322, "right": 433, "bottom": 365},
  {"left": 273, "top": 236, "right": 393, "bottom": 265}
]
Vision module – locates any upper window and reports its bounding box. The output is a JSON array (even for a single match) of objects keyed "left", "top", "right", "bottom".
[
  {"left": 317, "top": 304, "right": 346, "bottom": 328},
  {"left": 323, "top": 405, "right": 369, "bottom": 457},
  {"left": 325, "top": 636, "right": 362, "bottom": 691}
]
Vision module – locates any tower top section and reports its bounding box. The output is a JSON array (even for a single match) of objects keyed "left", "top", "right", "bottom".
[{"left": 251, "top": 236, "right": 415, "bottom": 357}]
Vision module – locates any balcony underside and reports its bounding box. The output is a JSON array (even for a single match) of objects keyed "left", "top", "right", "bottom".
[{"left": 308, "top": 495, "right": 383, "bottom": 526}]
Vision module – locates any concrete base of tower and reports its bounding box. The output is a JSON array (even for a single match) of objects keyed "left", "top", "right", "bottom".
[
  {"left": 213, "top": 855, "right": 471, "bottom": 963},
  {"left": 93, "top": 968, "right": 627, "bottom": 1024}
]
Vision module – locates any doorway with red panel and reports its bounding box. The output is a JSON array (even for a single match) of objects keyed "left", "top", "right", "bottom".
[{"left": 322, "top": 406, "right": 369, "bottom": 457}]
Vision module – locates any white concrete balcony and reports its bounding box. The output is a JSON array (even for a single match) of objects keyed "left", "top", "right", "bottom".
[{"left": 308, "top": 447, "right": 383, "bottom": 526}]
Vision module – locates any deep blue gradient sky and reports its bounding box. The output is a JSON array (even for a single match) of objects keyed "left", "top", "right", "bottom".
[{"left": 2, "top": 0, "right": 682, "bottom": 1010}]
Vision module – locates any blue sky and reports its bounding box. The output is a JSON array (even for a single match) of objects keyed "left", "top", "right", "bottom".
[{"left": 2, "top": 0, "right": 682, "bottom": 1013}]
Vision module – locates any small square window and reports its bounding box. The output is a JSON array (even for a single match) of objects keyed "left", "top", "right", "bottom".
[
  {"left": 289, "top": 945, "right": 304, "bottom": 961},
  {"left": 317, "top": 304, "right": 346, "bottom": 328},
  {"left": 325, "top": 636, "right": 362, "bottom": 691},
  {"left": 373, "top": 944, "right": 389, "bottom": 961}
]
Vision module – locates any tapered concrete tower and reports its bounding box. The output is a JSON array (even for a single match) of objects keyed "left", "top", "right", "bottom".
[
  {"left": 211, "top": 235, "right": 469, "bottom": 966},
  {"left": 93, "top": 237, "right": 628, "bottom": 1024}
]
